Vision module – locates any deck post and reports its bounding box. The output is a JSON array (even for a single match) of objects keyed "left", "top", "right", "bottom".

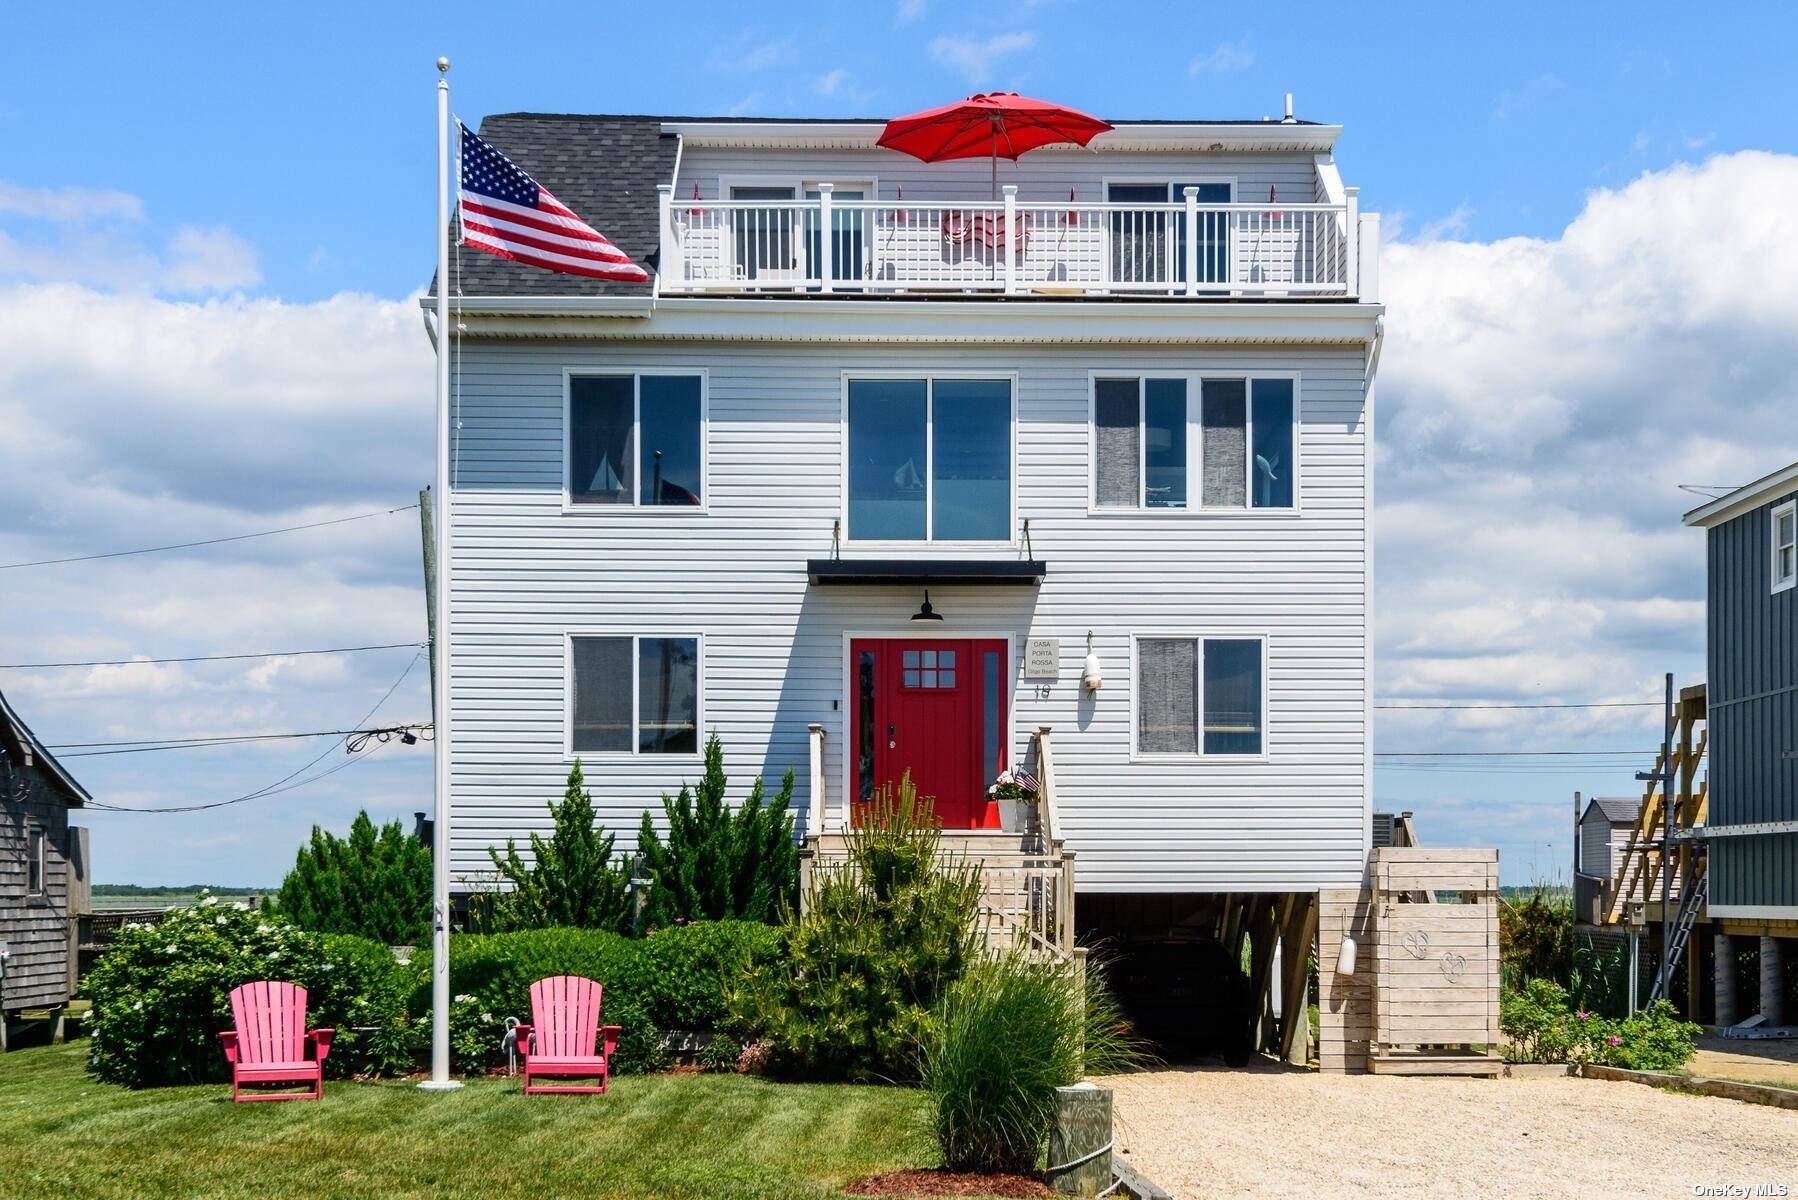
[
  {"left": 1344, "top": 186, "right": 1360, "bottom": 298},
  {"left": 1002, "top": 185, "right": 1018, "bottom": 294},
  {"left": 816, "top": 183, "right": 834, "bottom": 293},
  {"left": 656, "top": 184, "right": 681, "bottom": 287},
  {"left": 806, "top": 723, "right": 826, "bottom": 837},
  {"left": 1182, "top": 186, "right": 1199, "bottom": 296},
  {"left": 1280, "top": 893, "right": 1318, "bottom": 1064}
]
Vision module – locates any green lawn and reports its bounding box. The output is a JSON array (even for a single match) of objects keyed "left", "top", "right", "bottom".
[{"left": 0, "top": 1043, "right": 935, "bottom": 1200}]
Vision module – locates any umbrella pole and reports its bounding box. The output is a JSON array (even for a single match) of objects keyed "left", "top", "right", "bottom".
[{"left": 990, "top": 121, "right": 998, "bottom": 201}]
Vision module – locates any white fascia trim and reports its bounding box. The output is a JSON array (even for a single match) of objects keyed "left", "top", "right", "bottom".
[
  {"left": 662, "top": 121, "right": 1341, "bottom": 154},
  {"left": 452, "top": 297, "right": 1383, "bottom": 346},
  {"left": 1708, "top": 904, "right": 1798, "bottom": 920},
  {"left": 1682, "top": 459, "right": 1798, "bottom": 528},
  {"left": 418, "top": 294, "right": 656, "bottom": 318}
]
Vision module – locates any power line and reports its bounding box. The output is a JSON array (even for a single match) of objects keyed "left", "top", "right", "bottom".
[
  {"left": 1375, "top": 700, "right": 1661, "bottom": 711},
  {"left": 1, "top": 642, "right": 425, "bottom": 670},
  {"left": 0, "top": 504, "right": 418, "bottom": 570},
  {"left": 57, "top": 725, "right": 430, "bottom": 758},
  {"left": 85, "top": 651, "right": 424, "bottom": 813},
  {"left": 1374, "top": 749, "right": 1656, "bottom": 757}
]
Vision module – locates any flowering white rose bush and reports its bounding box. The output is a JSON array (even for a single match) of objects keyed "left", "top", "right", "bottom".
[{"left": 85, "top": 891, "right": 411, "bottom": 1087}]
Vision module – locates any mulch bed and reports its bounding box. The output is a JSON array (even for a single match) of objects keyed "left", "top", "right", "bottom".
[{"left": 845, "top": 1169, "right": 1053, "bottom": 1197}]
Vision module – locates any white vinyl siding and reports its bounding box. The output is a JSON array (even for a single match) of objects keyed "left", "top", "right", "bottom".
[{"left": 446, "top": 341, "right": 1369, "bottom": 892}]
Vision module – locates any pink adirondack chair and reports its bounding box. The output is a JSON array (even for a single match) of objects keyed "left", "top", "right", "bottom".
[
  {"left": 515, "top": 974, "right": 622, "bottom": 1095},
  {"left": 218, "top": 980, "right": 334, "bottom": 1102}
]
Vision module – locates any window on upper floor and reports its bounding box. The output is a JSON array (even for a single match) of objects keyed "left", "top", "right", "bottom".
[
  {"left": 1106, "top": 181, "right": 1233, "bottom": 286},
  {"left": 567, "top": 373, "right": 704, "bottom": 508},
  {"left": 1774, "top": 500, "right": 1796, "bottom": 594},
  {"left": 1135, "top": 635, "right": 1266, "bottom": 757},
  {"left": 1093, "top": 375, "right": 1295, "bottom": 511},
  {"left": 27, "top": 827, "right": 45, "bottom": 896},
  {"left": 569, "top": 634, "right": 700, "bottom": 755},
  {"left": 846, "top": 376, "right": 1013, "bottom": 542}
]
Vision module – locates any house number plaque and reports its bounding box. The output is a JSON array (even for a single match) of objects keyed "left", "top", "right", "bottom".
[{"left": 1023, "top": 639, "right": 1059, "bottom": 680}]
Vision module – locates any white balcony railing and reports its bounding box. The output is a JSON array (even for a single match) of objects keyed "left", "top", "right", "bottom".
[{"left": 658, "top": 183, "right": 1366, "bottom": 298}]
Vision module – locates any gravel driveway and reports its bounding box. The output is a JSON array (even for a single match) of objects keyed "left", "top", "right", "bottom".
[{"left": 1100, "top": 1062, "right": 1798, "bottom": 1200}]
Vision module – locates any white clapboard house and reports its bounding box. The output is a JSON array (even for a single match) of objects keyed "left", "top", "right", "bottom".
[{"left": 431, "top": 105, "right": 1383, "bottom": 1017}]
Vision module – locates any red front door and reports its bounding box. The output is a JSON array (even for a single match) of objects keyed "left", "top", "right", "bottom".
[{"left": 850, "top": 638, "right": 1008, "bottom": 829}]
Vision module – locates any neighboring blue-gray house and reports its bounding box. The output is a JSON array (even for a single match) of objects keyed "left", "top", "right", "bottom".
[{"left": 1684, "top": 461, "right": 1797, "bottom": 1025}]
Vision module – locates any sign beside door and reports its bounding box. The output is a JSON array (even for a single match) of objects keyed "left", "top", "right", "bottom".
[{"left": 1023, "top": 638, "right": 1059, "bottom": 679}]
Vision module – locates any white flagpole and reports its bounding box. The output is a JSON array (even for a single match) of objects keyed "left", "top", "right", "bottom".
[{"left": 420, "top": 54, "right": 462, "bottom": 1092}]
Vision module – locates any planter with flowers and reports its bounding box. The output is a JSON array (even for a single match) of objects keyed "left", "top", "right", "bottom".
[{"left": 985, "top": 770, "right": 1041, "bottom": 833}]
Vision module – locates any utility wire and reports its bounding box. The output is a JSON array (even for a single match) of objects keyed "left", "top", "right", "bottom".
[
  {"left": 1373, "top": 749, "right": 1656, "bottom": 757},
  {"left": 85, "top": 651, "right": 424, "bottom": 813},
  {"left": 57, "top": 725, "right": 429, "bottom": 758},
  {"left": 0, "top": 504, "right": 418, "bottom": 570},
  {"left": 1375, "top": 700, "right": 1660, "bottom": 711},
  {"left": 1, "top": 642, "right": 425, "bottom": 670}
]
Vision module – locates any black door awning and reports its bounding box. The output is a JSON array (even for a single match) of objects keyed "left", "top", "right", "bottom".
[{"left": 806, "top": 559, "right": 1047, "bottom": 587}]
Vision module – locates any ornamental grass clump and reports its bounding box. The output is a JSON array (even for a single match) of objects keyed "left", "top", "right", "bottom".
[{"left": 921, "top": 952, "right": 1141, "bottom": 1176}]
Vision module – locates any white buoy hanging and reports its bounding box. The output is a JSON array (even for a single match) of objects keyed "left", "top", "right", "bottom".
[
  {"left": 1081, "top": 631, "right": 1103, "bottom": 693},
  {"left": 1335, "top": 935, "right": 1359, "bottom": 976}
]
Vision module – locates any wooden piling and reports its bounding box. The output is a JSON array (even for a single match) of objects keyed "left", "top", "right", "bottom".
[{"left": 1048, "top": 1083, "right": 1112, "bottom": 1197}]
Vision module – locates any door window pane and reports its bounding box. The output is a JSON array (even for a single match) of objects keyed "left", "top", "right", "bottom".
[
  {"left": 569, "top": 377, "right": 634, "bottom": 504},
  {"left": 1250, "top": 379, "right": 1294, "bottom": 509},
  {"left": 1143, "top": 378, "right": 1187, "bottom": 509},
  {"left": 1203, "top": 639, "right": 1263, "bottom": 754},
  {"left": 1107, "top": 183, "right": 1170, "bottom": 285},
  {"left": 571, "top": 636, "right": 632, "bottom": 751},
  {"left": 848, "top": 379, "right": 928, "bottom": 540},
  {"left": 932, "top": 379, "right": 1011, "bottom": 541},
  {"left": 858, "top": 649, "right": 876, "bottom": 801},
  {"left": 1201, "top": 379, "right": 1248, "bottom": 507},
  {"left": 1094, "top": 379, "right": 1141, "bottom": 508},
  {"left": 805, "top": 186, "right": 865, "bottom": 282},
  {"left": 731, "top": 186, "right": 795, "bottom": 280},
  {"left": 982, "top": 650, "right": 1001, "bottom": 784},
  {"left": 1137, "top": 638, "right": 1198, "bottom": 754},
  {"left": 640, "top": 375, "right": 703, "bottom": 506},
  {"left": 638, "top": 636, "right": 699, "bottom": 754}
]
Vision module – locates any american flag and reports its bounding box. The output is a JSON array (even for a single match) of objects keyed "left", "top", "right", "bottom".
[{"left": 457, "top": 121, "right": 648, "bottom": 282}]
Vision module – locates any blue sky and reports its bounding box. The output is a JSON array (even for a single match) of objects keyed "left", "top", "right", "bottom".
[{"left": 2, "top": 2, "right": 1796, "bottom": 885}]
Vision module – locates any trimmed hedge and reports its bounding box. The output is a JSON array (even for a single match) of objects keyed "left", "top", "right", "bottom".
[{"left": 408, "top": 920, "right": 784, "bottom": 1074}]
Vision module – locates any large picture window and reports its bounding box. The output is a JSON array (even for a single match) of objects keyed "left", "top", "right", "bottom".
[
  {"left": 569, "top": 633, "right": 700, "bottom": 755},
  {"left": 1136, "top": 635, "right": 1266, "bottom": 756},
  {"left": 568, "top": 373, "right": 705, "bottom": 507},
  {"left": 1093, "top": 374, "right": 1295, "bottom": 511},
  {"left": 847, "top": 376, "right": 1012, "bottom": 542}
]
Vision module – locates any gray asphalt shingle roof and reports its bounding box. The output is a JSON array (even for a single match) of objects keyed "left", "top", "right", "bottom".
[
  {"left": 1584, "top": 796, "right": 1640, "bottom": 825},
  {"left": 440, "top": 114, "right": 675, "bottom": 299}
]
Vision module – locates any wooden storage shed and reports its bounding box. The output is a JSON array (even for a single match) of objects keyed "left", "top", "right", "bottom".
[{"left": 1, "top": 687, "right": 91, "bottom": 1046}]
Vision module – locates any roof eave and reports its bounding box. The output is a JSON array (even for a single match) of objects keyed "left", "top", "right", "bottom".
[
  {"left": 661, "top": 120, "right": 1341, "bottom": 153},
  {"left": 1682, "top": 459, "right": 1798, "bottom": 528},
  {"left": 0, "top": 690, "right": 90, "bottom": 806}
]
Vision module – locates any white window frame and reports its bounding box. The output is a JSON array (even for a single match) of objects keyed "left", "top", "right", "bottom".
[
  {"left": 562, "top": 368, "right": 709, "bottom": 514},
  {"left": 1773, "top": 499, "right": 1797, "bottom": 594},
  {"left": 1129, "top": 632, "right": 1271, "bottom": 763},
  {"left": 840, "top": 371, "right": 1019, "bottom": 547},
  {"left": 1087, "top": 370, "right": 1301, "bottom": 515},
  {"left": 26, "top": 826, "right": 45, "bottom": 897},
  {"left": 564, "top": 630, "right": 705, "bottom": 761}
]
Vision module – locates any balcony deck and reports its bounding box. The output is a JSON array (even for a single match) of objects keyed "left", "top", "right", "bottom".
[{"left": 659, "top": 188, "right": 1373, "bottom": 300}]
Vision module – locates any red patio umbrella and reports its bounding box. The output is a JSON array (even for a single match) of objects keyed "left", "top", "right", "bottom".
[{"left": 877, "top": 92, "right": 1113, "bottom": 199}]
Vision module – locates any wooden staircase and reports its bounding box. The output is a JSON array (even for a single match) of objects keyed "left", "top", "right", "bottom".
[{"left": 799, "top": 725, "right": 1076, "bottom": 960}]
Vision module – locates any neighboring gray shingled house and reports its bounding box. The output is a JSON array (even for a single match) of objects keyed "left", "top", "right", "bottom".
[{"left": 1, "top": 688, "right": 90, "bottom": 1038}]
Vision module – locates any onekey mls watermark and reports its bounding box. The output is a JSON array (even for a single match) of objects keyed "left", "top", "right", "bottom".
[{"left": 1692, "top": 1185, "right": 1791, "bottom": 1198}]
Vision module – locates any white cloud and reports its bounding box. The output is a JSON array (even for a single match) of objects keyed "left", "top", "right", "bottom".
[
  {"left": 1376, "top": 151, "right": 1798, "bottom": 870},
  {"left": 0, "top": 279, "right": 433, "bottom": 884},
  {"left": 161, "top": 225, "right": 260, "bottom": 292},
  {"left": 0, "top": 181, "right": 145, "bottom": 223},
  {"left": 929, "top": 31, "right": 1036, "bottom": 85},
  {"left": 1415, "top": 201, "right": 1474, "bottom": 243},
  {"left": 896, "top": 0, "right": 926, "bottom": 22},
  {"left": 814, "top": 68, "right": 850, "bottom": 97},
  {"left": 1186, "top": 37, "right": 1254, "bottom": 76}
]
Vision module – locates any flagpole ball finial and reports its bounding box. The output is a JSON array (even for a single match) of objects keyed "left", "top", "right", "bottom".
[{"left": 437, "top": 56, "right": 450, "bottom": 73}]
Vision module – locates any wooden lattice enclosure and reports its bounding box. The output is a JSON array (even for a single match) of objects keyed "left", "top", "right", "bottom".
[{"left": 1367, "top": 847, "right": 1502, "bottom": 1076}]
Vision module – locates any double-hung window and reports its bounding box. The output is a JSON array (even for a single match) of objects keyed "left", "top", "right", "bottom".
[
  {"left": 567, "top": 373, "right": 704, "bottom": 508},
  {"left": 846, "top": 376, "right": 1013, "bottom": 542},
  {"left": 1774, "top": 500, "right": 1797, "bottom": 594},
  {"left": 26, "top": 827, "right": 45, "bottom": 896},
  {"left": 1135, "top": 636, "right": 1266, "bottom": 757},
  {"left": 568, "top": 634, "right": 700, "bottom": 755},
  {"left": 1093, "top": 375, "right": 1295, "bottom": 510}
]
